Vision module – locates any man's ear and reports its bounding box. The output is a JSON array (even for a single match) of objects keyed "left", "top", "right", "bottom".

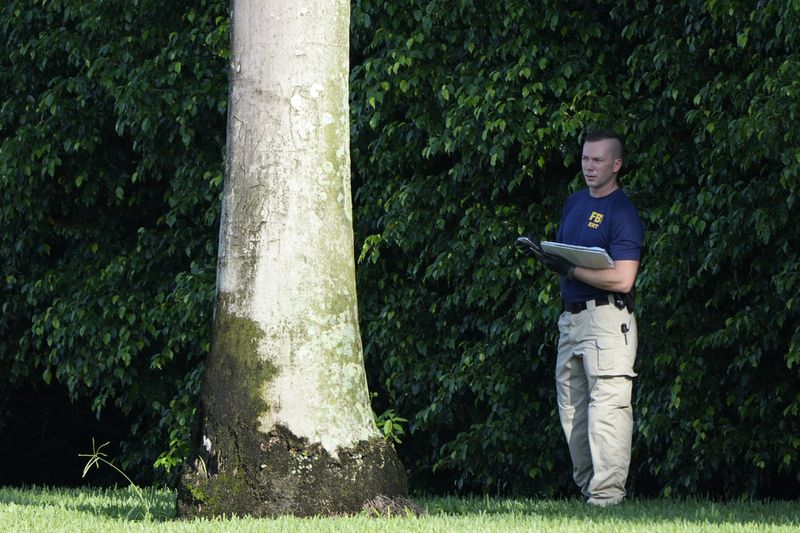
[{"left": 613, "top": 158, "right": 623, "bottom": 173}]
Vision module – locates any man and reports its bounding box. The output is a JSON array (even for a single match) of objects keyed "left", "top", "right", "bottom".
[{"left": 517, "top": 130, "right": 644, "bottom": 506}]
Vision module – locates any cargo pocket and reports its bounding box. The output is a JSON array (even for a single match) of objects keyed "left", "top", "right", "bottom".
[{"left": 589, "top": 335, "right": 637, "bottom": 378}]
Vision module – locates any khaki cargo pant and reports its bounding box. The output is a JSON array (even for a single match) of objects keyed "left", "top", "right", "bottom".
[{"left": 556, "top": 295, "right": 637, "bottom": 505}]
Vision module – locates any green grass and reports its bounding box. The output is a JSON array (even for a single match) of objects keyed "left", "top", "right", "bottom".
[{"left": 1, "top": 486, "right": 798, "bottom": 532}]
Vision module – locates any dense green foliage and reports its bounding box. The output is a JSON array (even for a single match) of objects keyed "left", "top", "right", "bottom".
[
  {"left": 350, "top": 0, "right": 800, "bottom": 497},
  {"left": 0, "top": 0, "right": 229, "bottom": 481},
  {"left": 2, "top": 0, "right": 799, "bottom": 498}
]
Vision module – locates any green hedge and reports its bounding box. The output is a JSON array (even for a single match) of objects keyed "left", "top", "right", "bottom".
[
  {"left": 350, "top": 0, "right": 800, "bottom": 497},
  {"left": 1, "top": 0, "right": 798, "bottom": 497},
  {"left": 0, "top": 0, "right": 229, "bottom": 481}
]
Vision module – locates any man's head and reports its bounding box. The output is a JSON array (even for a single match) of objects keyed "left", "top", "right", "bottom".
[{"left": 581, "top": 130, "right": 623, "bottom": 197}]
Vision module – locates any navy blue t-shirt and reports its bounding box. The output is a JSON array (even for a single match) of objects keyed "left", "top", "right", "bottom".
[{"left": 556, "top": 188, "right": 644, "bottom": 302}]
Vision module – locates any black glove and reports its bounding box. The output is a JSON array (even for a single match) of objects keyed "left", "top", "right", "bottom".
[
  {"left": 515, "top": 235, "right": 539, "bottom": 258},
  {"left": 515, "top": 235, "right": 575, "bottom": 278}
]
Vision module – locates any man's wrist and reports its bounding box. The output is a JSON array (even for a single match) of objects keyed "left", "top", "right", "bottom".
[{"left": 566, "top": 265, "right": 576, "bottom": 279}]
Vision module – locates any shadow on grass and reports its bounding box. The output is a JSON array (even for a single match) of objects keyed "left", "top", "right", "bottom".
[
  {"left": 0, "top": 485, "right": 176, "bottom": 522},
  {"left": 420, "top": 495, "right": 800, "bottom": 528}
]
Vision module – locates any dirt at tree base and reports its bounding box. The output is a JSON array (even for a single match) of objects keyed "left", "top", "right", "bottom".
[{"left": 361, "top": 494, "right": 425, "bottom": 517}]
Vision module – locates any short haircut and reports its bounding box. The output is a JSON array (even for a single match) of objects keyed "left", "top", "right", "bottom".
[{"left": 584, "top": 130, "right": 623, "bottom": 161}]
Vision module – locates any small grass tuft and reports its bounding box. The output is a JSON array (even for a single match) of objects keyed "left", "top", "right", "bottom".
[{"left": 78, "top": 438, "right": 153, "bottom": 521}]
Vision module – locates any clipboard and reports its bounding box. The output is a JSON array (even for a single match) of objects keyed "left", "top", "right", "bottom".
[{"left": 541, "top": 241, "right": 614, "bottom": 269}]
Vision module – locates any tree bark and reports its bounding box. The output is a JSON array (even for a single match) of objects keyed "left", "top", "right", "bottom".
[{"left": 176, "top": 0, "right": 406, "bottom": 517}]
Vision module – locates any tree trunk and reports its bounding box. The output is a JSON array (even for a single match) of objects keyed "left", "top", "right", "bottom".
[{"left": 176, "top": 0, "right": 406, "bottom": 518}]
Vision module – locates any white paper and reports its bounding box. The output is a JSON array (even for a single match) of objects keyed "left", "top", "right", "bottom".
[{"left": 541, "top": 241, "right": 614, "bottom": 269}]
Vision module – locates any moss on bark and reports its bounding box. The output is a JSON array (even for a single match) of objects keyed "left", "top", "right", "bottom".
[{"left": 201, "top": 295, "right": 275, "bottom": 432}]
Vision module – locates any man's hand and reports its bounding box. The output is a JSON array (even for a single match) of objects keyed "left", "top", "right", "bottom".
[
  {"left": 515, "top": 236, "right": 540, "bottom": 258},
  {"left": 515, "top": 235, "right": 575, "bottom": 278}
]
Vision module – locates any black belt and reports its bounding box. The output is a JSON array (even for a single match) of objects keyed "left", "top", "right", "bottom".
[{"left": 564, "top": 296, "right": 610, "bottom": 314}]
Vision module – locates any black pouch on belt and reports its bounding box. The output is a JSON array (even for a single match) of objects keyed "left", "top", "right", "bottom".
[
  {"left": 613, "top": 291, "right": 636, "bottom": 313},
  {"left": 624, "top": 290, "right": 636, "bottom": 313}
]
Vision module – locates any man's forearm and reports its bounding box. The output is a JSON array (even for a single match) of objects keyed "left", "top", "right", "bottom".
[{"left": 573, "top": 260, "right": 639, "bottom": 294}]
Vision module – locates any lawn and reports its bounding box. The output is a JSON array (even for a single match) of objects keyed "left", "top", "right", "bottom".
[{"left": 1, "top": 486, "right": 798, "bottom": 532}]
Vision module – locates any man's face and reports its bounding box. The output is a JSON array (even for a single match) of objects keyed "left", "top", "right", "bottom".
[{"left": 581, "top": 139, "right": 622, "bottom": 197}]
